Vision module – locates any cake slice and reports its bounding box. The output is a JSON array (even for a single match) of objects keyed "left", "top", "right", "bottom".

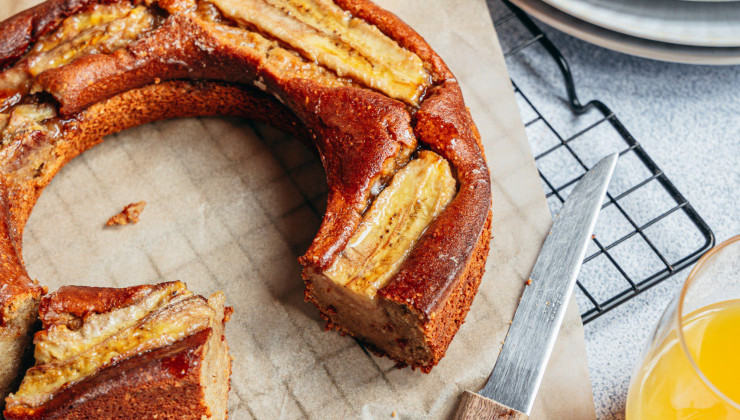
[
  {"left": 305, "top": 150, "right": 471, "bottom": 370},
  {"left": 4, "top": 281, "right": 232, "bottom": 420}
]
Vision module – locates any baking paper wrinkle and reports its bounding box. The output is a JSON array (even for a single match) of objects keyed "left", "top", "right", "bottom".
[{"left": 3, "top": 0, "right": 596, "bottom": 418}]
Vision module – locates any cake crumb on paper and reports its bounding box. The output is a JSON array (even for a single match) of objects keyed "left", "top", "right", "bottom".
[{"left": 106, "top": 201, "right": 146, "bottom": 226}]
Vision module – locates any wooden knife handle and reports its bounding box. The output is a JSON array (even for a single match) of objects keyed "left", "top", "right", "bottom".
[{"left": 453, "top": 390, "right": 528, "bottom": 420}]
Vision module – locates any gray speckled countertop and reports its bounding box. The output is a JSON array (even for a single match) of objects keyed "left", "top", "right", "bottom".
[{"left": 487, "top": 0, "right": 740, "bottom": 418}]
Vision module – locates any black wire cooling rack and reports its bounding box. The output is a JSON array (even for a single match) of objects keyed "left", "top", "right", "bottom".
[{"left": 490, "top": 0, "right": 715, "bottom": 323}]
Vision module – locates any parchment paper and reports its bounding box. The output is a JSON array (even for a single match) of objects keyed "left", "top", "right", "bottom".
[{"left": 3, "top": 0, "right": 596, "bottom": 418}]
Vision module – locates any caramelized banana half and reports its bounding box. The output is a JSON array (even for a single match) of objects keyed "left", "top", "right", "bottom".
[
  {"left": 323, "top": 150, "right": 457, "bottom": 297},
  {"left": 206, "top": 0, "right": 431, "bottom": 105}
]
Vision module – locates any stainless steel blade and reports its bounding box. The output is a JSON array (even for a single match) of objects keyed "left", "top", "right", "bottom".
[{"left": 479, "top": 153, "right": 618, "bottom": 415}]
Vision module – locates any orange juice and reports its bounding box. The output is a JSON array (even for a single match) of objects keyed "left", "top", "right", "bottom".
[{"left": 626, "top": 299, "right": 740, "bottom": 419}]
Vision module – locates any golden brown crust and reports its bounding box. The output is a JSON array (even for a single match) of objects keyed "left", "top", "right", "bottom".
[
  {"left": 35, "top": 14, "right": 238, "bottom": 116},
  {"left": 38, "top": 281, "right": 175, "bottom": 328},
  {"left": 0, "top": 180, "right": 43, "bottom": 328},
  {"left": 0, "top": 0, "right": 493, "bottom": 376},
  {"left": 420, "top": 209, "right": 492, "bottom": 371},
  {"left": 289, "top": 81, "right": 417, "bottom": 269}
]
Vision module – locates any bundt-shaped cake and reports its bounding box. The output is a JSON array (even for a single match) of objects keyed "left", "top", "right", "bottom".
[
  {"left": 0, "top": 0, "right": 492, "bottom": 403},
  {"left": 4, "top": 281, "right": 232, "bottom": 419}
]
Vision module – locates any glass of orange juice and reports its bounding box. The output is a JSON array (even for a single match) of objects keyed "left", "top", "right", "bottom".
[{"left": 626, "top": 235, "right": 740, "bottom": 420}]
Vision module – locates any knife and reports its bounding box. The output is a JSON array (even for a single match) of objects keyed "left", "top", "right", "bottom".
[{"left": 454, "top": 153, "right": 618, "bottom": 420}]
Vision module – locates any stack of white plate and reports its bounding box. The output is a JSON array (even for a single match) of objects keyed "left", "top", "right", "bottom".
[{"left": 508, "top": 0, "right": 740, "bottom": 64}]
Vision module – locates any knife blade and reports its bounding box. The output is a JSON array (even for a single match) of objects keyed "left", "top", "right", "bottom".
[{"left": 454, "top": 153, "right": 618, "bottom": 420}]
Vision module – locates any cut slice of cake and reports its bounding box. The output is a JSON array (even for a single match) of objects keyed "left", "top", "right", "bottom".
[
  {"left": 305, "top": 150, "right": 468, "bottom": 370},
  {"left": 4, "top": 281, "right": 232, "bottom": 420}
]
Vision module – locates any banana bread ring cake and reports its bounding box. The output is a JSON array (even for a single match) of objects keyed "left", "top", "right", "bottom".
[{"left": 0, "top": 0, "right": 492, "bottom": 398}]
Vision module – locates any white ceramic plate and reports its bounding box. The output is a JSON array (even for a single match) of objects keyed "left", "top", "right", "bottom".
[
  {"left": 508, "top": 0, "right": 740, "bottom": 65},
  {"left": 540, "top": 0, "right": 740, "bottom": 47}
]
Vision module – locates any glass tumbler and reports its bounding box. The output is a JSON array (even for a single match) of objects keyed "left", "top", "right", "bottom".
[{"left": 626, "top": 235, "right": 740, "bottom": 420}]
